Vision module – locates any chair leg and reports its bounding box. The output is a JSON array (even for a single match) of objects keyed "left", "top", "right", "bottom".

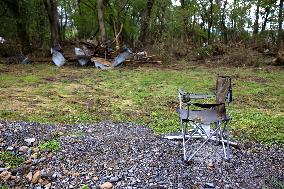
[
  {"left": 187, "top": 127, "right": 220, "bottom": 161},
  {"left": 182, "top": 121, "right": 202, "bottom": 161},
  {"left": 181, "top": 120, "right": 187, "bottom": 161},
  {"left": 225, "top": 121, "right": 231, "bottom": 160},
  {"left": 220, "top": 127, "right": 227, "bottom": 160},
  {"left": 219, "top": 121, "right": 231, "bottom": 160}
]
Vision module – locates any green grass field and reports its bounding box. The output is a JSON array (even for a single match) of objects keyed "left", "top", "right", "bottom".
[{"left": 0, "top": 63, "right": 283, "bottom": 145}]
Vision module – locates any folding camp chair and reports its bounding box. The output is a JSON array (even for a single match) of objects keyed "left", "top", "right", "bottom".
[{"left": 177, "top": 76, "right": 232, "bottom": 162}]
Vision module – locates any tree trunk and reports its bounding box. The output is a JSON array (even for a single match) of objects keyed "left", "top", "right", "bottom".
[
  {"left": 261, "top": 7, "right": 270, "bottom": 32},
  {"left": 139, "top": 0, "right": 155, "bottom": 44},
  {"left": 113, "top": 20, "right": 123, "bottom": 51},
  {"left": 221, "top": 0, "right": 228, "bottom": 44},
  {"left": 278, "top": 0, "right": 284, "bottom": 47},
  {"left": 232, "top": 0, "right": 237, "bottom": 28},
  {"left": 97, "top": 0, "right": 107, "bottom": 43},
  {"left": 158, "top": 4, "right": 166, "bottom": 38},
  {"left": 207, "top": 0, "right": 213, "bottom": 44},
  {"left": 253, "top": 0, "right": 260, "bottom": 35},
  {"left": 15, "top": 8, "right": 31, "bottom": 54},
  {"left": 2, "top": 0, "right": 31, "bottom": 54},
  {"left": 180, "top": 0, "right": 190, "bottom": 39},
  {"left": 62, "top": 0, "right": 68, "bottom": 41},
  {"left": 43, "top": 0, "right": 61, "bottom": 50}
]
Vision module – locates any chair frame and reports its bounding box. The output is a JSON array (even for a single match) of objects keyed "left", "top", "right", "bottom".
[{"left": 178, "top": 76, "right": 232, "bottom": 162}]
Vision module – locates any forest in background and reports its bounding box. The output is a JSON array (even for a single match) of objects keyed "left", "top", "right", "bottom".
[{"left": 0, "top": 0, "right": 283, "bottom": 65}]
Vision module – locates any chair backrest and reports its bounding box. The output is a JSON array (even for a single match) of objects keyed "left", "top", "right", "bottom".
[{"left": 215, "top": 76, "right": 232, "bottom": 117}]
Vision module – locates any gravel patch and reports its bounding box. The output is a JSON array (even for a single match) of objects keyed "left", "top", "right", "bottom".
[{"left": 0, "top": 121, "right": 283, "bottom": 188}]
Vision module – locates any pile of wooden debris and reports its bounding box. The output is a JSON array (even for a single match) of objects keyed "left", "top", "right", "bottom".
[{"left": 51, "top": 39, "right": 162, "bottom": 69}]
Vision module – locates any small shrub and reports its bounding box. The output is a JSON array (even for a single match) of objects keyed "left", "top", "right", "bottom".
[
  {"left": 80, "top": 185, "right": 89, "bottom": 189},
  {"left": 264, "top": 176, "right": 284, "bottom": 189},
  {"left": 0, "top": 151, "right": 25, "bottom": 168},
  {"left": 196, "top": 45, "right": 214, "bottom": 59},
  {"left": 39, "top": 139, "right": 61, "bottom": 152}
]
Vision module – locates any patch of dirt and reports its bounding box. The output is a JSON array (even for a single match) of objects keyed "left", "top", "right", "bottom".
[
  {"left": 42, "top": 77, "right": 59, "bottom": 82},
  {"left": 238, "top": 76, "right": 269, "bottom": 83}
]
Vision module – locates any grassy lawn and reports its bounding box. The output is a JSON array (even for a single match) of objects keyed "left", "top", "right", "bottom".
[{"left": 0, "top": 63, "right": 283, "bottom": 145}]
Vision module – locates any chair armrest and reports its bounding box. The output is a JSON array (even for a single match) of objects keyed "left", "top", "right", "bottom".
[
  {"left": 178, "top": 89, "right": 214, "bottom": 101},
  {"left": 192, "top": 103, "right": 224, "bottom": 108}
]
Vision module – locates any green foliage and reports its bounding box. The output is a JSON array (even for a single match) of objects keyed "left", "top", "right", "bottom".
[
  {"left": 80, "top": 185, "right": 89, "bottom": 189},
  {"left": 39, "top": 139, "right": 61, "bottom": 152},
  {"left": 196, "top": 45, "right": 214, "bottom": 59},
  {"left": 0, "top": 0, "right": 49, "bottom": 49},
  {"left": 0, "top": 151, "right": 25, "bottom": 168},
  {"left": 0, "top": 0, "right": 282, "bottom": 49},
  {"left": 263, "top": 176, "right": 284, "bottom": 189},
  {"left": 0, "top": 186, "right": 9, "bottom": 189}
]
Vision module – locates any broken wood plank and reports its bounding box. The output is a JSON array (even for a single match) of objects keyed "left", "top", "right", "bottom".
[{"left": 124, "top": 60, "right": 162, "bottom": 64}]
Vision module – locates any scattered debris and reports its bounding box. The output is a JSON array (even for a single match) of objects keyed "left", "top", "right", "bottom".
[
  {"left": 18, "top": 54, "right": 30, "bottom": 64},
  {"left": 112, "top": 48, "right": 132, "bottom": 67},
  {"left": 0, "top": 54, "right": 30, "bottom": 64},
  {"left": 0, "top": 37, "right": 5, "bottom": 44},
  {"left": 91, "top": 48, "right": 132, "bottom": 69},
  {"left": 273, "top": 50, "right": 284, "bottom": 66},
  {"left": 45, "top": 183, "right": 52, "bottom": 189},
  {"left": 26, "top": 172, "right": 33, "bottom": 182},
  {"left": 24, "top": 138, "right": 36, "bottom": 146},
  {"left": 0, "top": 171, "right": 11, "bottom": 181},
  {"left": 45, "top": 41, "right": 162, "bottom": 69},
  {"left": 6, "top": 146, "right": 14, "bottom": 151},
  {"left": 51, "top": 48, "right": 65, "bottom": 67},
  {"left": 0, "top": 168, "right": 8, "bottom": 172},
  {"left": 99, "top": 182, "right": 113, "bottom": 189},
  {"left": 19, "top": 146, "right": 29, "bottom": 154},
  {"left": 133, "top": 51, "right": 147, "bottom": 60},
  {"left": 31, "top": 170, "right": 41, "bottom": 184},
  {"left": 127, "top": 50, "right": 162, "bottom": 64},
  {"left": 207, "top": 160, "right": 214, "bottom": 170},
  {"left": 74, "top": 47, "right": 92, "bottom": 66},
  {"left": 264, "top": 49, "right": 270, "bottom": 54},
  {"left": 205, "top": 182, "right": 215, "bottom": 188},
  {"left": 91, "top": 57, "right": 111, "bottom": 70},
  {"left": 109, "top": 176, "right": 120, "bottom": 183}
]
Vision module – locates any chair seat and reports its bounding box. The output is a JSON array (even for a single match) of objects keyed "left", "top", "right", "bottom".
[{"left": 177, "top": 108, "right": 224, "bottom": 124}]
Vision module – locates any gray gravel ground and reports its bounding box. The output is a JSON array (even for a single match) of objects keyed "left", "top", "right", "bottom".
[{"left": 0, "top": 121, "right": 283, "bottom": 189}]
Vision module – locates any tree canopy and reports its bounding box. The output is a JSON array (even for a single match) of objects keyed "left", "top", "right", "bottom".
[{"left": 0, "top": 0, "right": 283, "bottom": 53}]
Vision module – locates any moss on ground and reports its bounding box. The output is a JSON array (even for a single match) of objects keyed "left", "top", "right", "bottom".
[{"left": 0, "top": 151, "right": 25, "bottom": 168}]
